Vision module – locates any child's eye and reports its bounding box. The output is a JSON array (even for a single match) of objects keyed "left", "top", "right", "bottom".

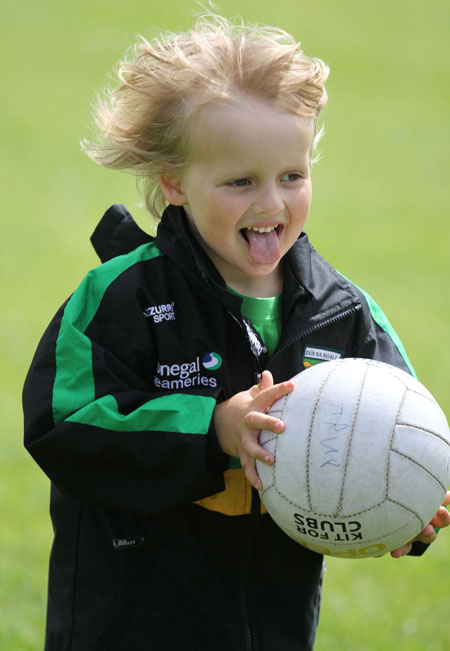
[
  {"left": 281, "top": 172, "right": 302, "bottom": 182},
  {"left": 227, "top": 178, "right": 251, "bottom": 187}
]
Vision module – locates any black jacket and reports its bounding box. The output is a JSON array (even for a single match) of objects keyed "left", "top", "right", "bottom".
[{"left": 23, "top": 205, "right": 419, "bottom": 651}]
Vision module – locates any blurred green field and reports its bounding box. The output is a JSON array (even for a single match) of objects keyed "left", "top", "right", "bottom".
[{"left": 1, "top": 0, "right": 449, "bottom": 649}]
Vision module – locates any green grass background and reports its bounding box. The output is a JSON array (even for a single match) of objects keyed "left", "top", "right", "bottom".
[{"left": 2, "top": 0, "right": 449, "bottom": 648}]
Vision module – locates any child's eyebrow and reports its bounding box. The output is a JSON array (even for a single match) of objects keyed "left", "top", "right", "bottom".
[
  {"left": 220, "top": 163, "right": 309, "bottom": 179},
  {"left": 215, "top": 169, "right": 253, "bottom": 182}
]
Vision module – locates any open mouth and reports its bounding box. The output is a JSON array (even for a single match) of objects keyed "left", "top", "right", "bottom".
[{"left": 240, "top": 224, "right": 283, "bottom": 242}]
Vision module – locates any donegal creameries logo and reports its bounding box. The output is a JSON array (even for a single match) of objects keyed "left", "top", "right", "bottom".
[{"left": 154, "top": 353, "right": 222, "bottom": 389}]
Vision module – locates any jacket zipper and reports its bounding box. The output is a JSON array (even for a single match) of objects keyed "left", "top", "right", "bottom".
[
  {"left": 239, "top": 488, "right": 260, "bottom": 651},
  {"left": 224, "top": 308, "right": 261, "bottom": 651},
  {"left": 268, "top": 303, "right": 362, "bottom": 368}
]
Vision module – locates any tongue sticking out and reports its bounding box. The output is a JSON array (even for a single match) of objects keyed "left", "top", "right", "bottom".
[{"left": 245, "top": 228, "right": 281, "bottom": 264}]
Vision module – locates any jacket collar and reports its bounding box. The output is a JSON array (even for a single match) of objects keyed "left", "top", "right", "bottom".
[
  {"left": 155, "top": 205, "right": 243, "bottom": 314},
  {"left": 155, "top": 204, "right": 222, "bottom": 285}
]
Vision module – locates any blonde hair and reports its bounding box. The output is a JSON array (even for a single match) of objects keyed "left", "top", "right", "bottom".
[{"left": 83, "top": 13, "right": 329, "bottom": 219}]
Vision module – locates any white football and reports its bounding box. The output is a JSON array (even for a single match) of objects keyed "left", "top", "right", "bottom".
[{"left": 257, "top": 358, "right": 450, "bottom": 558}]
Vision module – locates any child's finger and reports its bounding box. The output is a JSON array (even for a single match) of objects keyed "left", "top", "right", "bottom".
[
  {"left": 430, "top": 505, "right": 450, "bottom": 529},
  {"left": 240, "top": 454, "right": 262, "bottom": 490},
  {"left": 390, "top": 542, "right": 412, "bottom": 558},
  {"left": 256, "top": 370, "right": 275, "bottom": 391},
  {"left": 254, "top": 379, "right": 295, "bottom": 412},
  {"left": 242, "top": 432, "right": 275, "bottom": 463},
  {"left": 416, "top": 524, "right": 436, "bottom": 541},
  {"left": 244, "top": 411, "right": 284, "bottom": 434}
]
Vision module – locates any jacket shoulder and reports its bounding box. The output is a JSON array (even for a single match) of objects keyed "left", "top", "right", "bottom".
[
  {"left": 336, "top": 271, "right": 416, "bottom": 376},
  {"left": 65, "top": 242, "right": 163, "bottom": 333}
]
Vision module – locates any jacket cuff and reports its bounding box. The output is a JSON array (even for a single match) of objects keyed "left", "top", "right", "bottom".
[{"left": 407, "top": 540, "right": 429, "bottom": 557}]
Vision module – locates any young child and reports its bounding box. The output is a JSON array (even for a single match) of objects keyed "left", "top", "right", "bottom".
[{"left": 23, "top": 14, "right": 450, "bottom": 651}]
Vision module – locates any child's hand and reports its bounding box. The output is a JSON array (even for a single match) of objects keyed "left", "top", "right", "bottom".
[
  {"left": 390, "top": 491, "right": 450, "bottom": 558},
  {"left": 214, "top": 371, "right": 295, "bottom": 490}
]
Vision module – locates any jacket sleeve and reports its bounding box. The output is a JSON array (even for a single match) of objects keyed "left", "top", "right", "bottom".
[
  {"left": 23, "top": 258, "right": 227, "bottom": 516},
  {"left": 353, "top": 289, "right": 435, "bottom": 556}
]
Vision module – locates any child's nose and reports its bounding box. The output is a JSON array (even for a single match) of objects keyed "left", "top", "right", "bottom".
[{"left": 252, "top": 184, "right": 284, "bottom": 216}]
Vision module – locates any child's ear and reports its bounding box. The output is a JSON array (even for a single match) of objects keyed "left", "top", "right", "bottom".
[{"left": 159, "top": 174, "right": 187, "bottom": 206}]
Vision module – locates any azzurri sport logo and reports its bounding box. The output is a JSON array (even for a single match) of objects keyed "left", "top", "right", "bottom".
[
  {"left": 143, "top": 302, "right": 175, "bottom": 323},
  {"left": 154, "top": 352, "right": 222, "bottom": 390}
]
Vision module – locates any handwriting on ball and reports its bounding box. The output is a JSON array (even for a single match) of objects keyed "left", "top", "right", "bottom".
[{"left": 320, "top": 403, "right": 349, "bottom": 468}]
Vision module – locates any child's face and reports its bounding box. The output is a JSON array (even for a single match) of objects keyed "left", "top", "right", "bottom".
[{"left": 160, "top": 95, "right": 314, "bottom": 296}]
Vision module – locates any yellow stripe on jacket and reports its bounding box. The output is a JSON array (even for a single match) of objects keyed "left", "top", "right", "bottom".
[{"left": 195, "top": 467, "right": 267, "bottom": 516}]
